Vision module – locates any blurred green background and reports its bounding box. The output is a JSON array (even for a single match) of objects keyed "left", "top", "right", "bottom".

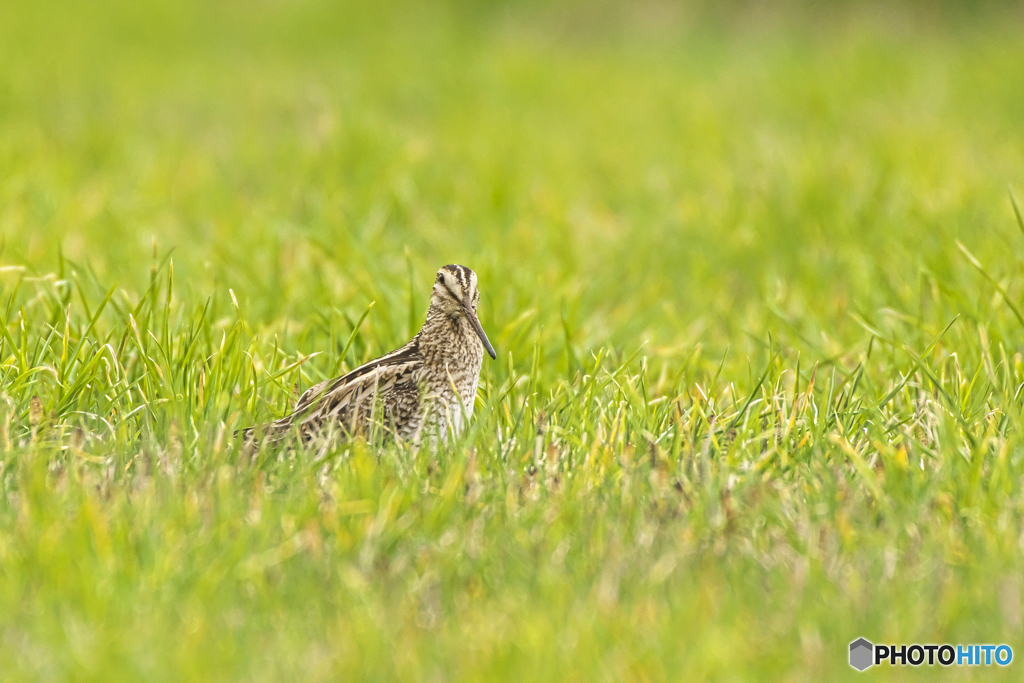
[
  {"left": 4, "top": 0, "right": 1022, "bottom": 358},
  {"left": 3, "top": 1, "right": 1024, "bottom": 681}
]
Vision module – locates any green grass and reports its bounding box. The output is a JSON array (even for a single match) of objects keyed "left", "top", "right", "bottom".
[{"left": 2, "top": 1, "right": 1024, "bottom": 680}]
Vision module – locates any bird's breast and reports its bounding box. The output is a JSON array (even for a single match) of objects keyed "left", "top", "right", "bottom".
[{"left": 418, "top": 320, "right": 484, "bottom": 399}]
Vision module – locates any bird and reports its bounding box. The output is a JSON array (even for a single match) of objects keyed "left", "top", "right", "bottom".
[{"left": 242, "top": 264, "right": 496, "bottom": 448}]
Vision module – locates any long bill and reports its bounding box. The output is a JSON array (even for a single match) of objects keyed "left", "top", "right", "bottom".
[{"left": 463, "top": 300, "right": 497, "bottom": 359}]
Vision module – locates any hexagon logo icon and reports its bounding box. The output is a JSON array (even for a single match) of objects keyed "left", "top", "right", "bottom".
[{"left": 849, "top": 638, "right": 874, "bottom": 671}]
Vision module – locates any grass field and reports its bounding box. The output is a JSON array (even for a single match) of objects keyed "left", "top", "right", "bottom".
[{"left": 3, "top": 1, "right": 1024, "bottom": 680}]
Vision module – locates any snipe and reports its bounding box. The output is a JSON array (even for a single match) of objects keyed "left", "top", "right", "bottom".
[{"left": 242, "top": 264, "right": 496, "bottom": 447}]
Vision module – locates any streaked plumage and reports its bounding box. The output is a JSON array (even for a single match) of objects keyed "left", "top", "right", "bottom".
[{"left": 242, "top": 264, "right": 496, "bottom": 447}]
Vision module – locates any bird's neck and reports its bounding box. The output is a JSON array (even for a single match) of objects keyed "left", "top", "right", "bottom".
[{"left": 417, "top": 307, "right": 482, "bottom": 368}]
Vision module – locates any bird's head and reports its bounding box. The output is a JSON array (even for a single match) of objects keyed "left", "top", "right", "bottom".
[{"left": 430, "top": 264, "right": 496, "bottom": 359}]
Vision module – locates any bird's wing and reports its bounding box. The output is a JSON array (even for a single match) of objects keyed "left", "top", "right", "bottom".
[
  {"left": 265, "top": 337, "right": 423, "bottom": 439},
  {"left": 290, "top": 357, "right": 421, "bottom": 437},
  {"left": 291, "top": 336, "right": 420, "bottom": 413}
]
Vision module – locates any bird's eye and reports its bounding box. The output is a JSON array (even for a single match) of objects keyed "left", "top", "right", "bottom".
[{"left": 436, "top": 273, "right": 444, "bottom": 283}]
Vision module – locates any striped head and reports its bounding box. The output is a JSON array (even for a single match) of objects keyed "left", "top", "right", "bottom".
[{"left": 431, "top": 264, "right": 496, "bottom": 359}]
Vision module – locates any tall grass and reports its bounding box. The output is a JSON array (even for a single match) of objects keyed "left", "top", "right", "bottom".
[{"left": 2, "top": 1, "right": 1024, "bottom": 680}]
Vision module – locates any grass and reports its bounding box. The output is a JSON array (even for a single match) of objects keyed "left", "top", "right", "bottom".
[{"left": 2, "top": 0, "right": 1024, "bottom": 680}]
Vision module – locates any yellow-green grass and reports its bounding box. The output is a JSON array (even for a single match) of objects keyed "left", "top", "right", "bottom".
[{"left": 2, "top": 1, "right": 1024, "bottom": 680}]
